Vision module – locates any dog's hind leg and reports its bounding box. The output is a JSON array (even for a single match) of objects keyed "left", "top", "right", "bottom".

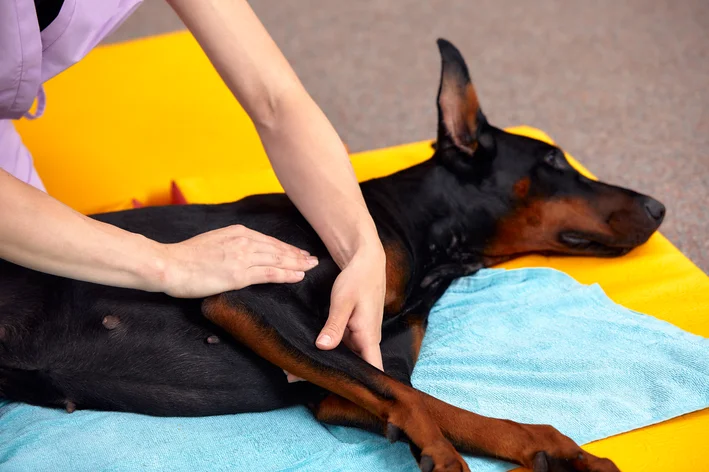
[{"left": 202, "top": 291, "right": 469, "bottom": 472}]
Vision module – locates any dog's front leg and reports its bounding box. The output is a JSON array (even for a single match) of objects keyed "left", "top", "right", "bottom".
[{"left": 202, "top": 291, "right": 469, "bottom": 472}]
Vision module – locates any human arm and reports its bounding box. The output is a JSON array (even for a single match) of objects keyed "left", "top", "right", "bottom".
[
  {"left": 166, "top": 0, "right": 386, "bottom": 368},
  {"left": 0, "top": 169, "right": 317, "bottom": 297}
]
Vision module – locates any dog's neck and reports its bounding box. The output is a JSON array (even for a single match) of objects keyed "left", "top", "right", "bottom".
[{"left": 361, "top": 157, "right": 509, "bottom": 286}]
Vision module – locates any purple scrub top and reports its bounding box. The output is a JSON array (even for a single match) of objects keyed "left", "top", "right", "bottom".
[{"left": 0, "top": 0, "right": 142, "bottom": 191}]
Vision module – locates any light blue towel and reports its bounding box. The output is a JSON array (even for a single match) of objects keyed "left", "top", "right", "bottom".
[{"left": 1, "top": 268, "right": 708, "bottom": 471}]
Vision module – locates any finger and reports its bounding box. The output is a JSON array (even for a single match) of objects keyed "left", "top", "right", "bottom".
[
  {"left": 234, "top": 226, "right": 310, "bottom": 256},
  {"left": 245, "top": 241, "right": 314, "bottom": 261},
  {"left": 316, "top": 294, "right": 354, "bottom": 351},
  {"left": 343, "top": 299, "right": 384, "bottom": 369},
  {"left": 249, "top": 252, "right": 318, "bottom": 272},
  {"left": 343, "top": 327, "right": 384, "bottom": 371},
  {"left": 358, "top": 342, "right": 384, "bottom": 371},
  {"left": 246, "top": 266, "right": 305, "bottom": 285}
]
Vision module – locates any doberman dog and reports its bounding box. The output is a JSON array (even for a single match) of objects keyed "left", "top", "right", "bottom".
[{"left": 0, "top": 40, "right": 664, "bottom": 472}]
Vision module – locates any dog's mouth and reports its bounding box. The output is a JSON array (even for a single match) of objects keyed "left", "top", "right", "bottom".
[{"left": 558, "top": 231, "right": 634, "bottom": 257}]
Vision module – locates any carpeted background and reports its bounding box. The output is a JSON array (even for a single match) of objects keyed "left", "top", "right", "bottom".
[{"left": 106, "top": 0, "right": 709, "bottom": 273}]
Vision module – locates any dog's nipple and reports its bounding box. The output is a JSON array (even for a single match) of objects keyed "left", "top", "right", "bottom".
[
  {"left": 206, "top": 335, "right": 220, "bottom": 344},
  {"left": 102, "top": 315, "right": 120, "bottom": 330},
  {"left": 65, "top": 401, "right": 76, "bottom": 413}
]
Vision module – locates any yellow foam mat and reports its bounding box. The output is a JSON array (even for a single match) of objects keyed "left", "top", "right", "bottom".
[{"left": 14, "top": 32, "right": 709, "bottom": 472}]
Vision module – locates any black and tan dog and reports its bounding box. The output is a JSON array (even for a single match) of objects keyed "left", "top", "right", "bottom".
[{"left": 0, "top": 40, "right": 664, "bottom": 471}]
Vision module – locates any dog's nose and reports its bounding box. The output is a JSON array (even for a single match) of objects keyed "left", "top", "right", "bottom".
[{"left": 644, "top": 197, "right": 666, "bottom": 223}]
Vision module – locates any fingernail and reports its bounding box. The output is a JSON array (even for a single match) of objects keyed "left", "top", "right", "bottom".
[
  {"left": 283, "top": 369, "right": 304, "bottom": 383},
  {"left": 295, "top": 271, "right": 305, "bottom": 278},
  {"left": 285, "top": 372, "right": 305, "bottom": 383},
  {"left": 300, "top": 250, "right": 310, "bottom": 256},
  {"left": 316, "top": 334, "right": 331, "bottom": 347},
  {"left": 307, "top": 257, "right": 319, "bottom": 266}
]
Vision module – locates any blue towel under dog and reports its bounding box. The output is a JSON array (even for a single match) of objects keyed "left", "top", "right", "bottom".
[{"left": 1, "top": 268, "right": 708, "bottom": 471}]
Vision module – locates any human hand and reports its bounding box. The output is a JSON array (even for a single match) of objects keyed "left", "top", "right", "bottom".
[
  {"left": 315, "top": 241, "right": 386, "bottom": 370},
  {"left": 156, "top": 224, "right": 318, "bottom": 298}
]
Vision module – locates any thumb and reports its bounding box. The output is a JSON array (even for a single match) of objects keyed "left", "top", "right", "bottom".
[{"left": 317, "top": 294, "right": 354, "bottom": 351}]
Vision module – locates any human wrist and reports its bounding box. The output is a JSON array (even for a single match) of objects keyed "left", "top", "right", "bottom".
[
  {"left": 130, "top": 235, "right": 173, "bottom": 294},
  {"left": 330, "top": 213, "right": 384, "bottom": 269}
]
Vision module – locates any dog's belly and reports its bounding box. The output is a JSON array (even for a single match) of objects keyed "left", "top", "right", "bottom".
[
  {"left": 0, "top": 198, "right": 330, "bottom": 415},
  {"left": 0, "top": 275, "right": 418, "bottom": 416},
  {"left": 0, "top": 274, "right": 308, "bottom": 415}
]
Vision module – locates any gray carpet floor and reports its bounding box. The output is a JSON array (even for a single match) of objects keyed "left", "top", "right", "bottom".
[{"left": 108, "top": 0, "right": 709, "bottom": 273}]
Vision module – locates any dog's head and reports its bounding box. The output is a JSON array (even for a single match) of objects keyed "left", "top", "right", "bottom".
[{"left": 432, "top": 39, "right": 664, "bottom": 261}]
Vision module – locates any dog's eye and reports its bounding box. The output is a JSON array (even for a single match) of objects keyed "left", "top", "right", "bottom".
[{"left": 543, "top": 150, "right": 568, "bottom": 170}]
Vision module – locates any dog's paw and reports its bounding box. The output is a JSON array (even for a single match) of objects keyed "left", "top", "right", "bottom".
[
  {"left": 532, "top": 450, "right": 620, "bottom": 472},
  {"left": 521, "top": 424, "right": 620, "bottom": 472},
  {"left": 419, "top": 441, "right": 470, "bottom": 472}
]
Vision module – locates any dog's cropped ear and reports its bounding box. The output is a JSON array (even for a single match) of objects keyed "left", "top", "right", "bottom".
[{"left": 435, "top": 39, "right": 490, "bottom": 163}]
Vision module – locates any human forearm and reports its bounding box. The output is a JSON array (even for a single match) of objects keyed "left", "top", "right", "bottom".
[
  {"left": 257, "top": 93, "right": 381, "bottom": 266},
  {"left": 0, "top": 170, "right": 165, "bottom": 289},
  {"left": 167, "top": 0, "right": 382, "bottom": 266},
  {"left": 0, "top": 170, "right": 317, "bottom": 296}
]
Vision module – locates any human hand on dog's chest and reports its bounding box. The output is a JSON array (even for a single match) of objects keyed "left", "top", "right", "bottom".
[{"left": 314, "top": 242, "right": 386, "bottom": 371}]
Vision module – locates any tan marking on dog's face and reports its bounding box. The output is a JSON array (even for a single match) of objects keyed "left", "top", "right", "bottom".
[{"left": 485, "top": 197, "right": 614, "bottom": 257}]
